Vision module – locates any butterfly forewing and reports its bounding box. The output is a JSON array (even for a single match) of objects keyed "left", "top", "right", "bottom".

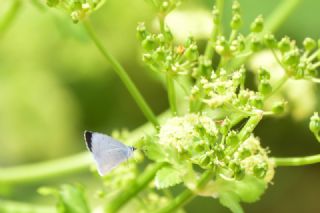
[{"left": 84, "top": 131, "right": 134, "bottom": 176}]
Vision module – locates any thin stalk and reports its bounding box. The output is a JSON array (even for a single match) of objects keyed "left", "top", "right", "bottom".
[
  {"left": 167, "top": 73, "right": 177, "bottom": 115},
  {"left": 105, "top": 162, "right": 167, "bottom": 213},
  {"left": 264, "top": 75, "right": 289, "bottom": 100},
  {"left": 158, "top": 14, "right": 177, "bottom": 115},
  {"left": 272, "top": 154, "right": 320, "bottom": 166},
  {"left": 83, "top": 20, "right": 159, "bottom": 128},
  {"left": 204, "top": 0, "right": 224, "bottom": 60},
  {"left": 264, "top": 0, "right": 302, "bottom": 33},
  {"left": 155, "top": 170, "right": 213, "bottom": 213},
  {"left": 0, "top": 152, "right": 91, "bottom": 185},
  {"left": 0, "top": 199, "right": 55, "bottom": 213},
  {"left": 238, "top": 113, "right": 263, "bottom": 141},
  {"left": 0, "top": 0, "right": 21, "bottom": 37},
  {"left": 0, "top": 111, "right": 170, "bottom": 185}
]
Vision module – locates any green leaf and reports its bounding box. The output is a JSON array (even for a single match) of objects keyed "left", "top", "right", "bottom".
[
  {"left": 217, "top": 175, "right": 267, "bottom": 213},
  {"left": 142, "top": 135, "right": 166, "bottom": 162},
  {"left": 39, "top": 184, "right": 90, "bottom": 213},
  {"left": 155, "top": 166, "right": 183, "bottom": 189}
]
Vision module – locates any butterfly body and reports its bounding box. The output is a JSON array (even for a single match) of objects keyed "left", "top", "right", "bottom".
[{"left": 84, "top": 131, "right": 135, "bottom": 176}]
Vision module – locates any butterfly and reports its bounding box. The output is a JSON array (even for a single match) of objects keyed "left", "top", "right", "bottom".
[{"left": 84, "top": 130, "right": 135, "bottom": 176}]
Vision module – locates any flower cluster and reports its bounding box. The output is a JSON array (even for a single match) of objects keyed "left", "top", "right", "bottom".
[
  {"left": 137, "top": 23, "right": 198, "bottom": 76},
  {"left": 46, "top": 0, "right": 105, "bottom": 23},
  {"left": 154, "top": 114, "right": 274, "bottom": 183}
]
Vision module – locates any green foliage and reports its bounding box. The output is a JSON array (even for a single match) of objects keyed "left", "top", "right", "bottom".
[
  {"left": 2, "top": 0, "right": 320, "bottom": 213},
  {"left": 155, "top": 166, "right": 183, "bottom": 189},
  {"left": 217, "top": 175, "right": 266, "bottom": 213},
  {"left": 39, "top": 185, "right": 90, "bottom": 213}
]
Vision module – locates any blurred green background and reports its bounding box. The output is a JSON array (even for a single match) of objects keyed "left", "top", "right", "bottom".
[{"left": 0, "top": 0, "right": 320, "bottom": 212}]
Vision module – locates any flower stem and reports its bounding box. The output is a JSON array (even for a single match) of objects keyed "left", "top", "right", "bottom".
[
  {"left": 83, "top": 20, "right": 159, "bottom": 128},
  {"left": 0, "top": 199, "right": 55, "bottom": 213},
  {"left": 272, "top": 154, "right": 320, "bottom": 166},
  {"left": 158, "top": 14, "right": 177, "bottom": 115},
  {"left": 105, "top": 162, "right": 167, "bottom": 213},
  {"left": 238, "top": 113, "right": 263, "bottom": 141},
  {"left": 264, "top": 0, "right": 302, "bottom": 33},
  {"left": 204, "top": 0, "right": 224, "bottom": 60},
  {"left": 0, "top": 0, "right": 21, "bottom": 37},
  {"left": 155, "top": 170, "right": 213, "bottom": 213},
  {"left": 264, "top": 74, "right": 289, "bottom": 100},
  {"left": 0, "top": 152, "right": 91, "bottom": 185},
  {"left": 167, "top": 74, "right": 177, "bottom": 115}
]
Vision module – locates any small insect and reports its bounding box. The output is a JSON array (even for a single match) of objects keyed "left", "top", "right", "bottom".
[{"left": 84, "top": 130, "right": 136, "bottom": 176}]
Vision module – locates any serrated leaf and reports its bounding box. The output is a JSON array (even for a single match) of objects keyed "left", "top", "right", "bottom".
[
  {"left": 217, "top": 175, "right": 266, "bottom": 213},
  {"left": 40, "top": 184, "right": 90, "bottom": 213},
  {"left": 57, "top": 185, "right": 90, "bottom": 213},
  {"left": 142, "top": 135, "right": 166, "bottom": 162},
  {"left": 155, "top": 166, "right": 183, "bottom": 189}
]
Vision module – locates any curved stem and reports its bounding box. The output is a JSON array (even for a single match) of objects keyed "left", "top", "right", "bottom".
[
  {"left": 83, "top": 20, "right": 159, "bottom": 128},
  {"left": 265, "top": 75, "right": 289, "bottom": 100},
  {"left": 0, "top": 152, "right": 91, "bottom": 185},
  {"left": 0, "top": 199, "right": 55, "bottom": 213},
  {"left": 204, "top": 0, "right": 224, "bottom": 60},
  {"left": 264, "top": 0, "right": 302, "bottom": 33},
  {"left": 272, "top": 154, "right": 320, "bottom": 166},
  {"left": 155, "top": 169, "right": 213, "bottom": 213},
  {"left": 105, "top": 162, "right": 166, "bottom": 213},
  {"left": 167, "top": 74, "right": 177, "bottom": 115},
  {"left": 0, "top": 0, "right": 21, "bottom": 37}
]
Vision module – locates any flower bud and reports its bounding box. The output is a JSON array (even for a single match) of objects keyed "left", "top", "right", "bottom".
[
  {"left": 253, "top": 163, "right": 267, "bottom": 179},
  {"left": 250, "top": 15, "right": 264, "bottom": 33},
  {"left": 212, "top": 6, "right": 220, "bottom": 25},
  {"left": 136, "top": 23, "right": 148, "bottom": 41},
  {"left": 232, "top": 1, "right": 241, "bottom": 14},
  {"left": 258, "top": 67, "right": 271, "bottom": 81},
  {"left": 226, "top": 131, "right": 239, "bottom": 147},
  {"left": 258, "top": 80, "right": 272, "bottom": 96},
  {"left": 264, "top": 34, "right": 277, "bottom": 48},
  {"left": 278, "top": 37, "right": 291, "bottom": 53},
  {"left": 303, "top": 37, "right": 316, "bottom": 52},
  {"left": 231, "top": 14, "right": 242, "bottom": 30},
  {"left": 309, "top": 112, "right": 320, "bottom": 142},
  {"left": 282, "top": 49, "right": 300, "bottom": 67},
  {"left": 272, "top": 101, "right": 286, "bottom": 115},
  {"left": 142, "top": 35, "right": 156, "bottom": 51},
  {"left": 250, "top": 37, "right": 263, "bottom": 52}
]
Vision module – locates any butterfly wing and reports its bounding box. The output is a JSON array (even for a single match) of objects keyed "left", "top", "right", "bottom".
[{"left": 84, "top": 131, "right": 133, "bottom": 176}]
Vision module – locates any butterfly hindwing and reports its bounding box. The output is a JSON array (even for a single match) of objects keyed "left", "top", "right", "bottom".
[{"left": 84, "top": 131, "right": 134, "bottom": 176}]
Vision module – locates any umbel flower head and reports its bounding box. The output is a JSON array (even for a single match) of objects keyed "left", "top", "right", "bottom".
[{"left": 157, "top": 113, "right": 274, "bottom": 183}]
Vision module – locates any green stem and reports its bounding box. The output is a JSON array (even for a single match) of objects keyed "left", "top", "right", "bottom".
[
  {"left": 0, "top": 0, "right": 21, "bottom": 37},
  {"left": 167, "top": 74, "right": 177, "bottom": 115},
  {"left": 238, "top": 113, "right": 263, "bottom": 141},
  {"left": 155, "top": 170, "right": 213, "bottom": 213},
  {"left": 204, "top": 0, "right": 224, "bottom": 60},
  {"left": 265, "top": 75, "right": 289, "bottom": 100},
  {"left": 83, "top": 20, "right": 159, "bottom": 128},
  {"left": 0, "top": 199, "right": 55, "bottom": 213},
  {"left": 0, "top": 152, "right": 91, "bottom": 185},
  {"left": 272, "top": 154, "right": 320, "bottom": 166},
  {"left": 0, "top": 111, "right": 170, "bottom": 185},
  {"left": 105, "top": 162, "right": 166, "bottom": 213},
  {"left": 264, "top": 0, "right": 302, "bottom": 33}
]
